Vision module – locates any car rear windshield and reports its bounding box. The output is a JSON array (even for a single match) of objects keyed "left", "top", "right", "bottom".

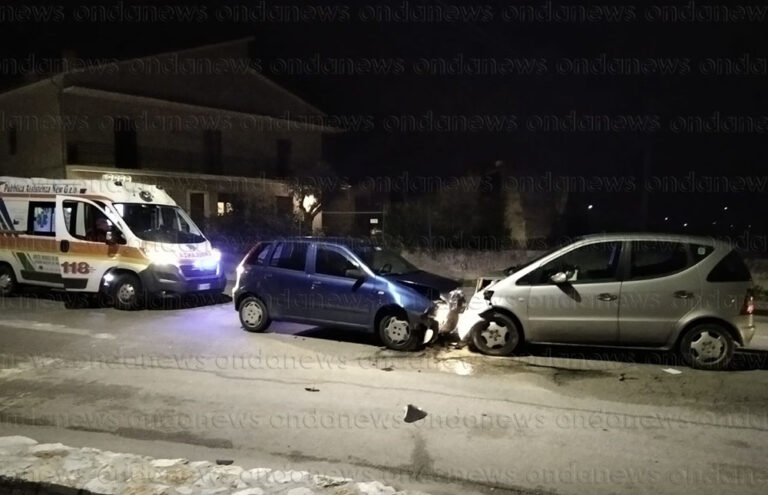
[
  {"left": 707, "top": 250, "right": 752, "bottom": 282},
  {"left": 243, "top": 242, "right": 271, "bottom": 266}
]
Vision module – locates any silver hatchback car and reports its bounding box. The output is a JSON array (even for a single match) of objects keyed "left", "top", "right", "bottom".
[{"left": 456, "top": 234, "right": 755, "bottom": 370}]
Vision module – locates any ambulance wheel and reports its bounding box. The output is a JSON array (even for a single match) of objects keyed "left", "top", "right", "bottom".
[
  {"left": 0, "top": 264, "right": 17, "bottom": 297},
  {"left": 112, "top": 273, "right": 143, "bottom": 310}
]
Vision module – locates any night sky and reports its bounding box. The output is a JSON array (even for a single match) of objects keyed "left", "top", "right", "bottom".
[{"left": 1, "top": 0, "right": 767, "bottom": 241}]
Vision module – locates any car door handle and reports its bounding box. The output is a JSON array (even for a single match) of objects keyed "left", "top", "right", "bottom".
[
  {"left": 674, "top": 290, "right": 694, "bottom": 299},
  {"left": 597, "top": 293, "right": 618, "bottom": 302}
]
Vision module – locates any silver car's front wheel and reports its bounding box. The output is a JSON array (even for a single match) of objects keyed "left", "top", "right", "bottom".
[
  {"left": 680, "top": 323, "right": 735, "bottom": 370},
  {"left": 471, "top": 312, "right": 522, "bottom": 356}
]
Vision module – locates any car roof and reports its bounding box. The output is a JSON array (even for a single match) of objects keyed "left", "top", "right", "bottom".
[
  {"left": 264, "top": 236, "right": 374, "bottom": 249},
  {"left": 575, "top": 232, "right": 731, "bottom": 248}
]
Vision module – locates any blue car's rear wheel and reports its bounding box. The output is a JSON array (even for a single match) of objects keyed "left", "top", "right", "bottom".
[{"left": 240, "top": 296, "right": 271, "bottom": 332}]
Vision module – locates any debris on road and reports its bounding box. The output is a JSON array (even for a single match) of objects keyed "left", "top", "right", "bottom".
[
  {"left": 618, "top": 373, "right": 637, "bottom": 381},
  {"left": 216, "top": 459, "right": 234, "bottom": 465},
  {"left": 304, "top": 387, "right": 320, "bottom": 392},
  {"left": 662, "top": 368, "right": 683, "bottom": 375},
  {"left": 403, "top": 404, "right": 428, "bottom": 423},
  {"left": 0, "top": 436, "right": 429, "bottom": 495},
  {"left": 381, "top": 367, "right": 394, "bottom": 372}
]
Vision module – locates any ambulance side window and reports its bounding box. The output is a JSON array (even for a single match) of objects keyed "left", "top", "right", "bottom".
[
  {"left": 63, "top": 200, "right": 124, "bottom": 244},
  {"left": 27, "top": 202, "right": 56, "bottom": 237}
]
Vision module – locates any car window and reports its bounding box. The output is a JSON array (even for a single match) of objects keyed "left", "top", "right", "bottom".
[
  {"left": 269, "top": 242, "right": 308, "bottom": 271},
  {"left": 63, "top": 200, "right": 118, "bottom": 243},
  {"left": 537, "top": 242, "right": 622, "bottom": 284},
  {"left": 630, "top": 241, "right": 688, "bottom": 280},
  {"left": 690, "top": 244, "right": 714, "bottom": 263},
  {"left": 353, "top": 246, "right": 417, "bottom": 275},
  {"left": 27, "top": 202, "right": 56, "bottom": 236},
  {"left": 244, "top": 242, "right": 271, "bottom": 266},
  {"left": 707, "top": 250, "right": 752, "bottom": 282},
  {"left": 316, "top": 247, "right": 358, "bottom": 278}
]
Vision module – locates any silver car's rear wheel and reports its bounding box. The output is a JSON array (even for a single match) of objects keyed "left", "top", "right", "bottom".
[
  {"left": 680, "top": 323, "right": 735, "bottom": 370},
  {"left": 471, "top": 312, "right": 521, "bottom": 356}
]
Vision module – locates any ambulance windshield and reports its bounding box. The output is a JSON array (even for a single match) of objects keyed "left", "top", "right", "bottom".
[{"left": 114, "top": 203, "right": 206, "bottom": 244}]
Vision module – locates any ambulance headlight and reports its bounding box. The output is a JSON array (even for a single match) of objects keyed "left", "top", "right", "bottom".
[
  {"left": 194, "top": 249, "right": 221, "bottom": 270},
  {"left": 210, "top": 249, "right": 222, "bottom": 263},
  {"left": 142, "top": 249, "right": 178, "bottom": 266}
]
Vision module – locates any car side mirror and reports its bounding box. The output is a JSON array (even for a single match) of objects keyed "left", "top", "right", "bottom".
[
  {"left": 550, "top": 272, "right": 568, "bottom": 284},
  {"left": 345, "top": 268, "right": 366, "bottom": 280}
]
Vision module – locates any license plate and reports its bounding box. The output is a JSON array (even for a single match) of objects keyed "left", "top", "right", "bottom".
[{"left": 198, "top": 283, "right": 211, "bottom": 290}]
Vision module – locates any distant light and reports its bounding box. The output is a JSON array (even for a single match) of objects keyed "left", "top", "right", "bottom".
[
  {"left": 587, "top": 204, "right": 594, "bottom": 210},
  {"left": 748, "top": 224, "right": 752, "bottom": 228},
  {"left": 712, "top": 221, "right": 717, "bottom": 225},
  {"left": 302, "top": 194, "right": 318, "bottom": 212},
  {"left": 723, "top": 206, "right": 729, "bottom": 211},
  {"left": 683, "top": 223, "right": 688, "bottom": 227},
  {"left": 664, "top": 217, "right": 669, "bottom": 221},
  {"left": 730, "top": 224, "right": 735, "bottom": 228}
]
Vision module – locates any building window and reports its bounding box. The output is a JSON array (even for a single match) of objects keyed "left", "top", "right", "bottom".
[
  {"left": 217, "top": 193, "right": 237, "bottom": 216},
  {"left": 66, "top": 143, "right": 79, "bottom": 164},
  {"left": 8, "top": 126, "right": 17, "bottom": 155},
  {"left": 114, "top": 117, "right": 138, "bottom": 168},
  {"left": 204, "top": 130, "right": 222, "bottom": 174},
  {"left": 275, "top": 195, "right": 292, "bottom": 216},
  {"left": 276, "top": 139, "right": 291, "bottom": 177},
  {"left": 217, "top": 201, "right": 233, "bottom": 216},
  {"left": 188, "top": 191, "right": 208, "bottom": 225}
]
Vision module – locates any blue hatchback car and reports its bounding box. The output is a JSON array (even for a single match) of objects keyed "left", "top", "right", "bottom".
[{"left": 233, "top": 237, "right": 462, "bottom": 350}]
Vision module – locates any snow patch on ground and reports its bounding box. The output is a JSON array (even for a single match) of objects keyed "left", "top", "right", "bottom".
[{"left": 0, "top": 436, "right": 427, "bottom": 495}]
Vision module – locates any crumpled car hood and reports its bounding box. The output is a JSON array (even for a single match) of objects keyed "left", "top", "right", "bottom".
[{"left": 384, "top": 270, "right": 460, "bottom": 299}]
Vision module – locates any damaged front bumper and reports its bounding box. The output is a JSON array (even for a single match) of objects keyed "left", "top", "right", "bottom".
[
  {"left": 455, "top": 291, "right": 494, "bottom": 341},
  {"left": 422, "top": 288, "right": 468, "bottom": 343}
]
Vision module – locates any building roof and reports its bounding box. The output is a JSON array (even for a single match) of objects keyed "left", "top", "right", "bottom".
[{"left": 1, "top": 38, "right": 329, "bottom": 123}]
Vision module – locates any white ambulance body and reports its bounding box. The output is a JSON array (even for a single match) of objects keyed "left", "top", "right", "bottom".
[{"left": 0, "top": 177, "right": 225, "bottom": 309}]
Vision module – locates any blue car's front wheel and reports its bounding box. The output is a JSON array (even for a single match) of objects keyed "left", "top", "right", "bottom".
[
  {"left": 378, "top": 312, "right": 420, "bottom": 351},
  {"left": 239, "top": 296, "right": 271, "bottom": 333}
]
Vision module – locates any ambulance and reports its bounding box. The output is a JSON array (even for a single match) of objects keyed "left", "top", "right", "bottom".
[{"left": 0, "top": 176, "right": 226, "bottom": 309}]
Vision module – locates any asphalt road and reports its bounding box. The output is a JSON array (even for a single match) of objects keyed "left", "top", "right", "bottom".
[{"left": 1, "top": 293, "right": 768, "bottom": 495}]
